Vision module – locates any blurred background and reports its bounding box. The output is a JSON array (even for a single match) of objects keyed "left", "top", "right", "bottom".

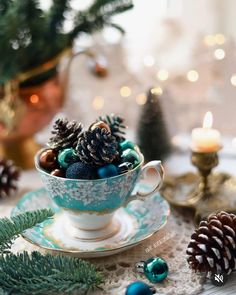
[
  {"left": 1, "top": 0, "right": 236, "bottom": 167},
  {"left": 51, "top": 0, "right": 236, "bottom": 142}
]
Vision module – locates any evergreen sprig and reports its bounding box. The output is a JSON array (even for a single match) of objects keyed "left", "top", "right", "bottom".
[
  {"left": 0, "top": 209, "right": 54, "bottom": 253},
  {"left": 0, "top": 251, "right": 103, "bottom": 294},
  {"left": 0, "top": 0, "right": 133, "bottom": 85}
]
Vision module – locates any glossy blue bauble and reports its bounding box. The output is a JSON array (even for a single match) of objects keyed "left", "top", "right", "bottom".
[
  {"left": 119, "top": 140, "right": 136, "bottom": 151},
  {"left": 58, "top": 148, "right": 78, "bottom": 169},
  {"left": 97, "top": 164, "right": 118, "bottom": 179},
  {"left": 66, "top": 162, "right": 95, "bottom": 180},
  {"left": 118, "top": 162, "right": 133, "bottom": 174},
  {"left": 125, "top": 281, "right": 153, "bottom": 295},
  {"left": 144, "top": 257, "right": 168, "bottom": 283},
  {"left": 121, "top": 149, "right": 140, "bottom": 167}
]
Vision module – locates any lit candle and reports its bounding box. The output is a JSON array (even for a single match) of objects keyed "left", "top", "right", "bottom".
[{"left": 191, "top": 112, "right": 221, "bottom": 152}]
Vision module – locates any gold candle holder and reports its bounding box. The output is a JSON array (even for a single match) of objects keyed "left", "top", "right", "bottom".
[
  {"left": 161, "top": 146, "right": 236, "bottom": 223},
  {"left": 190, "top": 150, "right": 219, "bottom": 205}
]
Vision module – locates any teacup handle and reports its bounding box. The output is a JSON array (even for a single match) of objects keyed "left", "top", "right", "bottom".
[{"left": 128, "top": 161, "right": 164, "bottom": 203}]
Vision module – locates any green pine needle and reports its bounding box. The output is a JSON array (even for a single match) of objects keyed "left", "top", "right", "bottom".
[
  {"left": 0, "top": 251, "right": 103, "bottom": 295},
  {"left": 0, "top": 209, "right": 54, "bottom": 253}
]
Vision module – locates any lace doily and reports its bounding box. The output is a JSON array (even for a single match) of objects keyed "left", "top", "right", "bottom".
[{"left": 2, "top": 189, "right": 203, "bottom": 295}]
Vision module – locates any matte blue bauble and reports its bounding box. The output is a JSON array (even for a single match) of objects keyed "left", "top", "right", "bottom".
[
  {"left": 121, "top": 149, "right": 140, "bottom": 167},
  {"left": 97, "top": 164, "right": 118, "bottom": 179},
  {"left": 125, "top": 281, "right": 153, "bottom": 295},
  {"left": 144, "top": 257, "right": 168, "bottom": 283},
  {"left": 118, "top": 162, "right": 133, "bottom": 174},
  {"left": 66, "top": 162, "right": 95, "bottom": 179},
  {"left": 58, "top": 148, "right": 78, "bottom": 169},
  {"left": 119, "top": 140, "right": 136, "bottom": 151}
]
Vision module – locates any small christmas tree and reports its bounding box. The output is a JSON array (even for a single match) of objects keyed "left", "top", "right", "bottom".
[{"left": 137, "top": 88, "right": 171, "bottom": 162}]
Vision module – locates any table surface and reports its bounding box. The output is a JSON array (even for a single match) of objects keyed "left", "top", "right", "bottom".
[{"left": 2, "top": 151, "right": 236, "bottom": 295}]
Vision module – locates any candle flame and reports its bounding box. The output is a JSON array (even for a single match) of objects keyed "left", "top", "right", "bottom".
[{"left": 203, "top": 111, "right": 213, "bottom": 128}]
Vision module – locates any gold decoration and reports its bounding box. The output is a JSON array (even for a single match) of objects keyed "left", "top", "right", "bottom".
[{"left": 161, "top": 150, "right": 236, "bottom": 223}]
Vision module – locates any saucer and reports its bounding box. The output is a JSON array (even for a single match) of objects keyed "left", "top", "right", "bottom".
[{"left": 12, "top": 184, "right": 170, "bottom": 258}]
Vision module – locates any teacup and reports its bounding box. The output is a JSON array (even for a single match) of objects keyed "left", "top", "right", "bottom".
[{"left": 35, "top": 148, "right": 164, "bottom": 239}]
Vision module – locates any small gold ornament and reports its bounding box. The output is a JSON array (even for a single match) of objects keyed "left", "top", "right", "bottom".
[{"left": 89, "top": 121, "right": 111, "bottom": 133}]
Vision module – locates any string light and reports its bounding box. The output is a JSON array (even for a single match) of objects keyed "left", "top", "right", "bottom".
[
  {"left": 143, "top": 55, "right": 155, "bottom": 67},
  {"left": 204, "top": 34, "right": 226, "bottom": 46},
  {"left": 120, "top": 86, "right": 131, "bottom": 98},
  {"left": 30, "top": 94, "right": 39, "bottom": 104},
  {"left": 186, "top": 70, "right": 199, "bottom": 82},
  {"left": 215, "top": 34, "right": 225, "bottom": 45},
  {"left": 136, "top": 93, "right": 147, "bottom": 105},
  {"left": 214, "top": 48, "right": 225, "bottom": 60},
  {"left": 150, "top": 87, "right": 163, "bottom": 95},
  {"left": 92, "top": 96, "right": 104, "bottom": 110},
  {"left": 203, "top": 35, "right": 215, "bottom": 47},
  {"left": 231, "top": 74, "right": 236, "bottom": 86},
  {"left": 156, "top": 69, "right": 169, "bottom": 81}
]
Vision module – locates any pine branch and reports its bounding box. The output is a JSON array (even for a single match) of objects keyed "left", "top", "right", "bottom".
[
  {"left": 70, "top": 0, "right": 133, "bottom": 39},
  {"left": 0, "top": 209, "right": 54, "bottom": 253},
  {"left": 0, "top": 251, "right": 103, "bottom": 295}
]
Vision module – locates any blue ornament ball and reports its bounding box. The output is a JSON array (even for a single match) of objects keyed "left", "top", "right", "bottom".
[
  {"left": 125, "top": 281, "right": 153, "bottom": 295},
  {"left": 97, "top": 164, "right": 118, "bottom": 179},
  {"left": 58, "top": 148, "right": 78, "bottom": 169},
  {"left": 144, "top": 257, "right": 168, "bottom": 283},
  {"left": 66, "top": 162, "right": 95, "bottom": 179},
  {"left": 119, "top": 140, "right": 136, "bottom": 151},
  {"left": 121, "top": 149, "right": 140, "bottom": 167}
]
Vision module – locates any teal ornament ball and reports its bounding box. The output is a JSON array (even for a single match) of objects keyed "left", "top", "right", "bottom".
[
  {"left": 121, "top": 149, "right": 140, "bottom": 167},
  {"left": 118, "top": 162, "right": 133, "bottom": 174},
  {"left": 97, "top": 164, "right": 118, "bottom": 179},
  {"left": 66, "top": 162, "right": 95, "bottom": 180},
  {"left": 143, "top": 257, "right": 168, "bottom": 283},
  {"left": 120, "top": 140, "right": 136, "bottom": 151},
  {"left": 58, "top": 148, "right": 78, "bottom": 169},
  {"left": 125, "top": 281, "right": 154, "bottom": 295}
]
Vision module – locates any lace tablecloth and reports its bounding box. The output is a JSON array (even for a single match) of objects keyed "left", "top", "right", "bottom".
[{"left": 3, "top": 152, "right": 236, "bottom": 295}]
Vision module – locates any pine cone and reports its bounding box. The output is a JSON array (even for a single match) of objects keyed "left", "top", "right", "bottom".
[
  {"left": 75, "top": 127, "right": 119, "bottom": 166},
  {"left": 186, "top": 211, "right": 236, "bottom": 275},
  {"left": 98, "top": 114, "right": 126, "bottom": 142},
  {"left": 48, "top": 118, "right": 83, "bottom": 150},
  {"left": 0, "top": 157, "right": 20, "bottom": 198}
]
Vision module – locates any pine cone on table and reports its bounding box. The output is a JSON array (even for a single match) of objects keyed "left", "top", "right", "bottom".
[
  {"left": 186, "top": 211, "right": 236, "bottom": 275},
  {"left": 98, "top": 114, "right": 126, "bottom": 142},
  {"left": 0, "top": 158, "right": 20, "bottom": 198},
  {"left": 48, "top": 118, "right": 83, "bottom": 150},
  {"left": 75, "top": 127, "right": 119, "bottom": 166}
]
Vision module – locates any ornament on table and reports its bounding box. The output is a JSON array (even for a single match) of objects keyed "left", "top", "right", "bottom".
[
  {"left": 97, "top": 114, "right": 126, "bottom": 142},
  {"left": 137, "top": 88, "right": 171, "bottom": 162},
  {"left": 39, "top": 149, "right": 58, "bottom": 172},
  {"left": 125, "top": 281, "right": 156, "bottom": 295},
  {"left": 66, "top": 162, "right": 96, "bottom": 180},
  {"left": 0, "top": 157, "right": 20, "bottom": 198},
  {"left": 136, "top": 257, "right": 168, "bottom": 283},
  {"left": 58, "top": 148, "right": 78, "bottom": 169},
  {"left": 48, "top": 118, "right": 83, "bottom": 150},
  {"left": 75, "top": 126, "right": 119, "bottom": 166},
  {"left": 187, "top": 211, "right": 236, "bottom": 277}
]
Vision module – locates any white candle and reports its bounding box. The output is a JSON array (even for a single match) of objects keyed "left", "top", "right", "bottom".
[{"left": 191, "top": 112, "right": 221, "bottom": 152}]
